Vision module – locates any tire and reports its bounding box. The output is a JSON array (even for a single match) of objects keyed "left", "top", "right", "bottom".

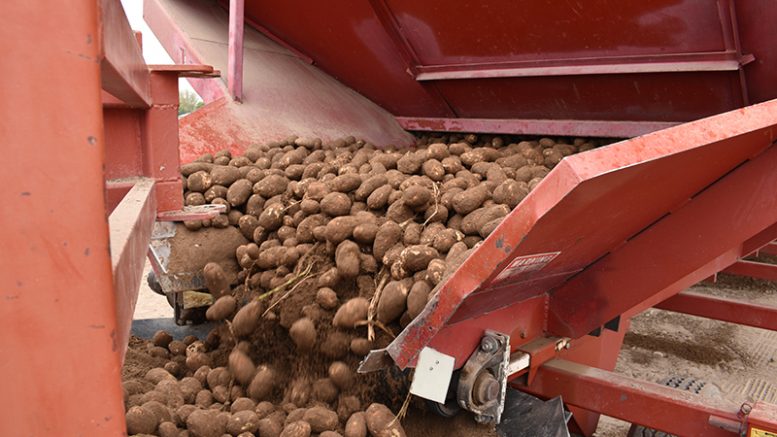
[
  {"left": 146, "top": 270, "right": 165, "bottom": 295},
  {"left": 627, "top": 377, "right": 720, "bottom": 437}
]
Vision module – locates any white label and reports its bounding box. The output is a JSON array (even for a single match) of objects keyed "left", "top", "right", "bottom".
[
  {"left": 409, "top": 347, "right": 455, "bottom": 404},
  {"left": 495, "top": 251, "right": 561, "bottom": 281}
]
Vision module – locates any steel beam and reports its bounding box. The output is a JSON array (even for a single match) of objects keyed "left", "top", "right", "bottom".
[
  {"left": 100, "top": 0, "right": 152, "bottom": 107},
  {"left": 109, "top": 178, "right": 157, "bottom": 363},
  {"left": 656, "top": 291, "right": 777, "bottom": 331},
  {"left": 521, "top": 360, "right": 742, "bottom": 437},
  {"left": 396, "top": 116, "right": 678, "bottom": 138},
  {"left": 227, "top": 0, "right": 244, "bottom": 101},
  {"left": 548, "top": 143, "right": 777, "bottom": 339},
  {"left": 1, "top": 1, "right": 128, "bottom": 434},
  {"left": 723, "top": 259, "right": 777, "bottom": 281},
  {"left": 761, "top": 243, "right": 777, "bottom": 256}
]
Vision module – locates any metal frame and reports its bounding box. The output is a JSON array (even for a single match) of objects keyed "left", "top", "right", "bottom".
[{"left": 656, "top": 290, "right": 777, "bottom": 331}]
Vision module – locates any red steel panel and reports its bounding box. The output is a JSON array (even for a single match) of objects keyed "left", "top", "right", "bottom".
[
  {"left": 380, "top": 99, "right": 777, "bottom": 369},
  {"left": 1, "top": 1, "right": 127, "bottom": 435},
  {"left": 522, "top": 360, "right": 742, "bottom": 437},
  {"left": 110, "top": 179, "right": 157, "bottom": 363},
  {"left": 228, "top": 0, "right": 777, "bottom": 130},
  {"left": 548, "top": 143, "right": 777, "bottom": 338},
  {"left": 656, "top": 291, "right": 777, "bottom": 331}
]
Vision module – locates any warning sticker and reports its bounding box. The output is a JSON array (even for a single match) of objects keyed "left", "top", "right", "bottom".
[
  {"left": 495, "top": 251, "right": 560, "bottom": 281},
  {"left": 750, "top": 428, "right": 777, "bottom": 437}
]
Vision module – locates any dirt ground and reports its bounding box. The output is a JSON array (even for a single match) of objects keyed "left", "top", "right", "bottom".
[
  {"left": 595, "top": 273, "right": 777, "bottom": 436},
  {"left": 130, "top": 271, "right": 776, "bottom": 436}
]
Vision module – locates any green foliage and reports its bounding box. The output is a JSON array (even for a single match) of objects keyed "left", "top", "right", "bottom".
[{"left": 179, "top": 90, "right": 204, "bottom": 116}]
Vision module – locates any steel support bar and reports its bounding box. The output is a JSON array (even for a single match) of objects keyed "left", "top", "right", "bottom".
[
  {"left": 396, "top": 116, "right": 678, "bottom": 138},
  {"left": 100, "top": 0, "right": 152, "bottom": 107},
  {"left": 416, "top": 60, "right": 743, "bottom": 81},
  {"left": 549, "top": 143, "right": 777, "bottom": 339},
  {"left": 521, "top": 360, "right": 742, "bottom": 437},
  {"left": 723, "top": 259, "right": 777, "bottom": 281},
  {"left": 109, "top": 178, "right": 157, "bottom": 363},
  {"left": 761, "top": 243, "right": 777, "bottom": 256},
  {"left": 656, "top": 291, "right": 777, "bottom": 331},
  {"left": 227, "top": 0, "right": 244, "bottom": 101}
]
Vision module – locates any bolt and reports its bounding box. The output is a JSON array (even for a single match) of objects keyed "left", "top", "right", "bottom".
[{"left": 481, "top": 336, "right": 498, "bottom": 352}]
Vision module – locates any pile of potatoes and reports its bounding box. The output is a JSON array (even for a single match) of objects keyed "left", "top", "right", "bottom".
[{"left": 124, "top": 134, "right": 596, "bottom": 436}]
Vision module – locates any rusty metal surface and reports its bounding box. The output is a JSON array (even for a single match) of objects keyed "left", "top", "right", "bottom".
[
  {"left": 235, "top": 0, "right": 776, "bottom": 131},
  {"left": 521, "top": 360, "right": 742, "bottom": 437},
  {"left": 379, "top": 98, "right": 777, "bottom": 371},
  {"left": 1, "top": 1, "right": 128, "bottom": 434}
]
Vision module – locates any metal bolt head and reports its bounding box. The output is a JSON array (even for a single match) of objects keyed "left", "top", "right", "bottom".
[{"left": 481, "top": 336, "right": 498, "bottom": 352}]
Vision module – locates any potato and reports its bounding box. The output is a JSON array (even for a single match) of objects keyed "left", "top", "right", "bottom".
[
  {"left": 492, "top": 179, "right": 528, "bottom": 208},
  {"left": 289, "top": 317, "right": 317, "bottom": 350},
  {"left": 349, "top": 223, "right": 377, "bottom": 244},
  {"left": 481, "top": 217, "right": 503, "bottom": 237},
  {"left": 399, "top": 245, "right": 439, "bottom": 272},
  {"left": 330, "top": 173, "right": 362, "bottom": 192},
  {"left": 426, "top": 259, "right": 447, "bottom": 285},
  {"left": 377, "top": 280, "right": 410, "bottom": 324},
  {"left": 396, "top": 151, "right": 424, "bottom": 174},
  {"left": 320, "top": 192, "right": 352, "bottom": 217},
  {"left": 152, "top": 330, "right": 173, "bottom": 348},
  {"left": 181, "top": 162, "right": 213, "bottom": 176},
  {"left": 226, "top": 179, "right": 253, "bottom": 206},
  {"left": 354, "top": 175, "right": 388, "bottom": 200},
  {"left": 321, "top": 331, "right": 351, "bottom": 359},
  {"left": 312, "top": 378, "right": 339, "bottom": 403},
  {"left": 385, "top": 201, "right": 415, "bottom": 223},
  {"left": 303, "top": 406, "right": 339, "bottom": 433},
  {"left": 248, "top": 366, "right": 275, "bottom": 401},
  {"left": 206, "top": 295, "right": 237, "bottom": 321},
  {"left": 258, "top": 418, "right": 283, "bottom": 437},
  {"left": 145, "top": 367, "right": 175, "bottom": 384},
  {"left": 202, "top": 262, "right": 229, "bottom": 298},
  {"left": 401, "top": 185, "right": 431, "bottom": 209},
  {"left": 461, "top": 205, "right": 509, "bottom": 236},
  {"left": 451, "top": 184, "right": 489, "bottom": 215},
  {"left": 365, "top": 404, "right": 406, "bottom": 437},
  {"left": 328, "top": 361, "right": 353, "bottom": 390},
  {"left": 158, "top": 421, "right": 178, "bottom": 437},
  {"left": 232, "top": 301, "right": 263, "bottom": 337},
  {"left": 280, "top": 421, "right": 311, "bottom": 437},
  {"left": 254, "top": 175, "right": 289, "bottom": 197},
  {"left": 366, "top": 184, "right": 392, "bottom": 210},
  {"left": 325, "top": 216, "right": 359, "bottom": 244},
  {"left": 332, "top": 240, "right": 359, "bottom": 279},
  {"left": 229, "top": 349, "right": 256, "bottom": 385},
  {"left": 187, "top": 171, "right": 212, "bottom": 192},
  {"left": 318, "top": 267, "right": 341, "bottom": 289},
  {"left": 316, "top": 287, "right": 338, "bottom": 310},
  {"left": 187, "top": 408, "right": 226, "bottom": 437},
  {"left": 185, "top": 192, "right": 206, "bottom": 206},
  {"left": 258, "top": 203, "right": 285, "bottom": 231},
  {"left": 407, "top": 281, "right": 431, "bottom": 318},
  {"left": 333, "top": 297, "right": 369, "bottom": 328},
  {"left": 225, "top": 410, "right": 260, "bottom": 435},
  {"left": 211, "top": 165, "right": 241, "bottom": 186},
  {"left": 344, "top": 412, "right": 367, "bottom": 437}
]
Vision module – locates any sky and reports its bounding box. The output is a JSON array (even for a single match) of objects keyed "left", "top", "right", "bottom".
[{"left": 120, "top": 0, "right": 198, "bottom": 95}]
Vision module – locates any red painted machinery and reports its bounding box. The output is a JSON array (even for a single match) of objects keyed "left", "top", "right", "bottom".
[{"left": 2, "top": 1, "right": 777, "bottom": 436}]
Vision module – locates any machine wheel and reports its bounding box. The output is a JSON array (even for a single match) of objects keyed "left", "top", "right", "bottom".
[
  {"left": 627, "top": 377, "right": 721, "bottom": 437},
  {"left": 427, "top": 398, "right": 461, "bottom": 418},
  {"left": 146, "top": 270, "right": 165, "bottom": 296}
]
